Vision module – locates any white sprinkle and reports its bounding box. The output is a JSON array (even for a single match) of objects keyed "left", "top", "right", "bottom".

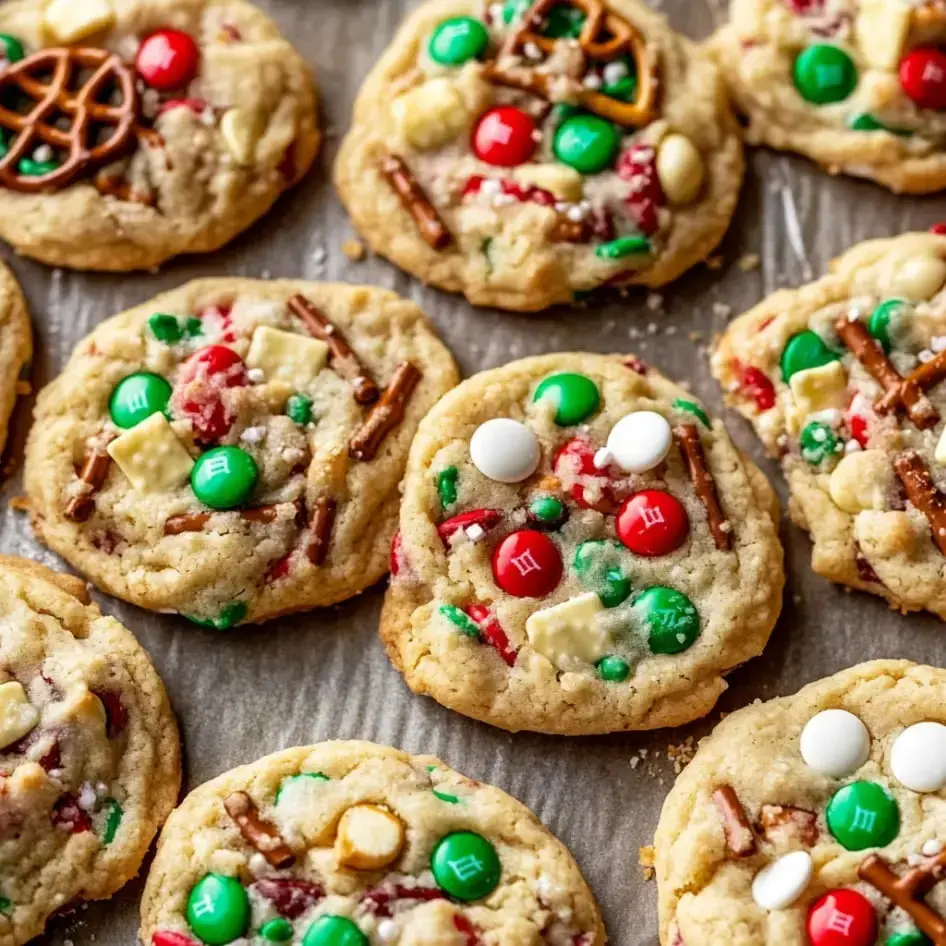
[
  {"left": 481, "top": 178, "right": 502, "bottom": 197},
  {"left": 933, "top": 336, "right": 946, "bottom": 353},
  {"left": 240, "top": 426, "right": 266, "bottom": 444},
  {"left": 494, "top": 193, "right": 517, "bottom": 206},
  {"left": 33, "top": 144, "right": 53, "bottom": 163},
  {"left": 593, "top": 447, "right": 613, "bottom": 470},
  {"left": 247, "top": 368, "right": 265, "bottom": 383},
  {"left": 582, "top": 73, "right": 602, "bottom": 89},
  {"left": 312, "top": 246, "right": 327, "bottom": 265},
  {"left": 465, "top": 523, "right": 486, "bottom": 542},
  {"left": 377, "top": 920, "right": 398, "bottom": 943},
  {"left": 844, "top": 439, "right": 862, "bottom": 454},
  {"left": 919, "top": 349, "right": 935, "bottom": 363},
  {"left": 566, "top": 205, "right": 585, "bottom": 222},
  {"left": 77, "top": 784, "right": 98, "bottom": 811},
  {"left": 924, "top": 839, "right": 944, "bottom": 856},
  {"left": 603, "top": 61, "right": 629, "bottom": 85},
  {"left": 812, "top": 428, "right": 827, "bottom": 443}
]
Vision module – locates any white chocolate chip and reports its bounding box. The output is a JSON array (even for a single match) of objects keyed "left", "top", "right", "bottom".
[
  {"left": 888, "top": 255, "right": 946, "bottom": 302},
  {"left": 800, "top": 709, "right": 870, "bottom": 777},
  {"left": 606, "top": 411, "right": 672, "bottom": 473},
  {"left": 107, "top": 413, "right": 194, "bottom": 493},
  {"left": 335, "top": 804, "right": 405, "bottom": 871},
  {"left": 392, "top": 79, "right": 470, "bottom": 151},
  {"left": 44, "top": 0, "right": 115, "bottom": 43},
  {"left": 855, "top": 0, "right": 911, "bottom": 70},
  {"left": 245, "top": 326, "right": 329, "bottom": 388},
  {"left": 512, "top": 163, "right": 583, "bottom": 202},
  {"left": 752, "top": 852, "right": 813, "bottom": 911},
  {"left": 470, "top": 418, "right": 540, "bottom": 483},
  {"left": 656, "top": 134, "right": 705, "bottom": 206},
  {"left": 219, "top": 108, "right": 260, "bottom": 167},
  {"left": 789, "top": 361, "right": 849, "bottom": 420},
  {"left": 828, "top": 450, "right": 894, "bottom": 514},
  {"left": 890, "top": 722, "right": 946, "bottom": 792},
  {"left": 0, "top": 682, "right": 39, "bottom": 750},
  {"left": 525, "top": 592, "right": 611, "bottom": 670}
]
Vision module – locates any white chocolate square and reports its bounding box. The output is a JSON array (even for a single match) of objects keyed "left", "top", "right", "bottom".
[
  {"left": 512, "top": 164, "right": 584, "bottom": 202},
  {"left": 391, "top": 78, "right": 468, "bottom": 151},
  {"left": 0, "top": 682, "right": 39, "bottom": 750},
  {"left": 245, "top": 326, "right": 329, "bottom": 389},
  {"left": 108, "top": 412, "right": 194, "bottom": 493},
  {"left": 789, "top": 361, "right": 848, "bottom": 421},
  {"left": 44, "top": 0, "right": 116, "bottom": 43},
  {"left": 525, "top": 592, "right": 612, "bottom": 671},
  {"left": 855, "top": 0, "right": 911, "bottom": 71},
  {"left": 219, "top": 108, "right": 258, "bottom": 167}
]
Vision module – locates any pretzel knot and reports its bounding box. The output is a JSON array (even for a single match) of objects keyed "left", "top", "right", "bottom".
[
  {"left": 0, "top": 47, "right": 140, "bottom": 194},
  {"left": 488, "top": 0, "right": 659, "bottom": 127}
]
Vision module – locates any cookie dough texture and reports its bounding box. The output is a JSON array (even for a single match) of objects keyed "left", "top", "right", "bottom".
[
  {"left": 23, "top": 279, "right": 459, "bottom": 626},
  {"left": 0, "top": 0, "right": 319, "bottom": 271},
  {"left": 0, "top": 556, "right": 180, "bottom": 946},
  {"left": 140, "top": 740, "right": 606, "bottom": 945},
  {"left": 335, "top": 0, "right": 744, "bottom": 312},
  {"left": 655, "top": 661, "right": 946, "bottom": 946},
  {"left": 713, "top": 232, "right": 946, "bottom": 618},
  {"left": 713, "top": 0, "right": 946, "bottom": 192},
  {"left": 0, "top": 264, "right": 31, "bottom": 458},
  {"left": 381, "top": 353, "right": 784, "bottom": 735}
]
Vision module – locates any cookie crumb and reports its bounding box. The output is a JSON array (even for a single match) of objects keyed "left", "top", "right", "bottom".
[
  {"left": 688, "top": 330, "right": 703, "bottom": 343},
  {"left": 712, "top": 302, "right": 733, "bottom": 319},
  {"left": 705, "top": 255, "right": 724, "bottom": 271},
  {"left": 343, "top": 239, "right": 366, "bottom": 262},
  {"left": 738, "top": 253, "right": 760, "bottom": 272},
  {"left": 639, "top": 845, "right": 656, "bottom": 880},
  {"left": 646, "top": 292, "right": 664, "bottom": 312},
  {"left": 7, "top": 496, "right": 29, "bottom": 513},
  {"left": 667, "top": 736, "right": 697, "bottom": 773}
]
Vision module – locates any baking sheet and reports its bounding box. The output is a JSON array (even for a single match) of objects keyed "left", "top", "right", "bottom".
[{"left": 5, "top": 0, "right": 946, "bottom": 943}]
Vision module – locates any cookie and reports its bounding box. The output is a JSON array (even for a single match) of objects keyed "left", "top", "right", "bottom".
[
  {"left": 712, "top": 0, "right": 946, "bottom": 193},
  {"left": 653, "top": 660, "right": 946, "bottom": 946},
  {"left": 0, "top": 555, "right": 180, "bottom": 946},
  {"left": 0, "top": 0, "right": 319, "bottom": 271},
  {"left": 334, "top": 0, "right": 744, "bottom": 312},
  {"left": 140, "top": 740, "right": 605, "bottom": 946},
  {"left": 0, "top": 263, "right": 31, "bottom": 458},
  {"left": 712, "top": 232, "right": 946, "bottom": 618},
  {"left": 380, "top": 353, "right": 784, "bottom": 735},
  {"left": 23, "top": 279, "right": 459, "bottom": 627}
]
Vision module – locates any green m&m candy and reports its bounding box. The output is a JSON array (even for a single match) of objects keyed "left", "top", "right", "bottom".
[
  {"left": 886, "top": 932, "right": 932, "bottom": 946},
  {"left": 260, "top": 919, "right": 294, "bottom": 942},
  {"left": 431, "top": 831, "right": 501, "bottom": 901},
  {"left": 149, "top": 313, "right": 184, "bottom": 343},
  {"left": 793, "top": 44, "right": 857, "bottom": 105},
  {"left": 286, "top": 393, "right": 313, "bottom": 425},
  {"left": 191, "top": 446, "right": 258, "bottom": 509},
  {"left": 428, "top": 16, "right": 489, "bottom": 66},
  {"left": 18, "top": 157, "right": 59, "bottom": 177},
  {"left": 527, "top": 495, "right": 568, "bottom": 531},
  {"left": 826, "top": 780, "right": 899, "bottom": 851},
  {"left": 276, "top": 771, "right": 329, "bottom": 803},
  {"left": 502, "top": 0, "right": 530, "bottom": 23},
  {"left": 109, "top": 372, "right": 172, "bottom": 429},
  {"left": 780, "top": 330, "right": 839, "bottom": 382},
  {"left": 534, "top": 372, "right": 601, "bottom": 426},
  {"left": 868, "top": 298, "right": 909, "bottom": 353},
  {"left": 186, "top": 874, "right": 250, "bottom": 945},
  {"left": 0, "top": 896, "right": 10, "bottom": 915},
  {"left": 0, "top": 34, "right": 25, "bottom": 64},
  {"left": 673, "top": 398, "right": 710, "bottom": 428},
  {"left": 634, "top": 586, "right": 700, "bottom": 655},
  {"left": 597, "top": 655, "right": 631, "bottom": 682},
  {"left": 596, "top": 235, "right": 651, "bottom": 260},
  {"left": 302, "top": 916, "right": 368, "bottom": 946},
  {"left": 437, "top": 466, "right": 459, "bottom": 508},
  {"left": 800, "top": 421, "right": 839, "bottom": 465},
  {"left": 542, "top": 4, "right": 586, "bottom": 38},
  {"left": 553, "top": 114, "right": 621, "bottom": 174},
  {"left": 186, "top": 602, "right": 247, "bottom": 630},
  {"left": 573, "top": 539, "right": 632, "bottom": 608}
]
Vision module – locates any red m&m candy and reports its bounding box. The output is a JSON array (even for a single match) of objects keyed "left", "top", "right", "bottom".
[
  {"left": 137, "top": 29, "right": 200, "bottom": 91},
  {"left": 472, "top": 107, "right": 537, "bottom": 167},
  {"left": 900, "top": 47, "right": 946, "bottom": 111},
  {"left": 174, "top": 345, "right": 248, "bottom": 442},
  {"left": 492, "top": 530, "right": 563, "bottom": 598},
  {"left": 617, "top": 490, "right": 689, "bottom": 557},
  {"left": 807, "top": 889, "right": 876, "bottom": 946}
]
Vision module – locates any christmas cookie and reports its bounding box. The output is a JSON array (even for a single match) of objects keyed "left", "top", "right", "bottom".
[
  {"left": 0, "top": 263, "right": 31, "bottom": 458},
  {"left": 712, "top": 231, "right": 946, "bottom": 618},
  {"left": 713, "top": 0, "right": 946, "bottom": 192},
  {"left": 23, "top": 279, "right": 459, "bottom": 627},
  {"left": 0, "top": 0, "right": 319, "bottom": 270},
  {"left": 140, "top": 740, "right": 606, "bottom": 946},
  {"left": 0, "top": 555, "right": 180, "bottom": 946},
  {"left": 654, "top": 660, "right": 946, "bottom": 946},
  {"left": 334, "top": 0, "right": 744, "bottom": 312},
  {"left": 380, "top": 353, "right": 784, "bottom": 735}
]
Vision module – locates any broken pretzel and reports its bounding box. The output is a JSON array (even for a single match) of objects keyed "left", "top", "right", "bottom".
[
  {"left": 65, "top": 444, "right": 113, "bottom": 522},
  {"left": 675, "top": 423, "right": 732, "bottom": 551},
  {"left": 305, "top": 497, "right": 337, "bottom": 566},
  {"left": 164, "top": 501, "right": 303, "bottom": 536},
  {"left": 895, "top": 451, "right": 946, "bottom": 556},
  {"left": 380, "top": 153, "right": 452, "bottom": 251},
  {"left": 224, "top": 791, "right": 295, "bottom": 869},
  {"left": 349, "top": 361, "right": 422, "bottom": 462},
  {"left": 712, "top": 784, "right": 757, "bottom": 857}
]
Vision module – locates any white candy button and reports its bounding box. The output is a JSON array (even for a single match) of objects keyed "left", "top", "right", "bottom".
[
  {"left": 470, "top": 418, "right": 540, "bottom": 483},
  {"left": 800, "top": 709, "right": 870, "bottom": 777},
  {"left": 752, "top": 851, "right": 813, "bottom": 911},
  {"left": 890, "top": 721, "right": 946, "bottom": 792},
  {"left": 606, "top": 411, "right": 672, "bottom": 473}
]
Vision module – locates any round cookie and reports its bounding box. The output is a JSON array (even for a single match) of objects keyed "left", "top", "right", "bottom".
[
  {"left": 140, "top": 740, "right": 606, "bottom": 946},
  {"left": 654, "top": 660, "right": 946, "bottom": 946},
  {"left": 334, "top": 0, "right": 744, "bottom": 312},
  {"left": 0, "top": 0, "right": 319, "bottom": 271},
  {"left": 380, "top": 353, "right": 784, "bottom": 735},
  {"left": 713, "top": 0, "right": 946, "bottom": 192},
  {"left": 24, "top": 279, "right": 459, "bottom": 627},
  {"left": 0, "top": 555, "right": 180, "bottom": 946},
  {"left": 713, "top": 231, "right": 946, "bottom": 619},
  {"left": 0, "top": 263, "right": 31, "bottom": 458}
]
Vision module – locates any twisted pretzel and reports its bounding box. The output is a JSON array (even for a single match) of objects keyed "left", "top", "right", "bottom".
[
  {"left": 0, "top": 47, "right": 140, "bottom": 194},
  {"left": 487, "top": 0, "right": 659, "bottom": 127}
]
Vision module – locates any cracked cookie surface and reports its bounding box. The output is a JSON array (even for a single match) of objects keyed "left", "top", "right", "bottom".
[
  {"left": 0, "top": 555, "right": 180, "bottom": 946},
  {"left": 381, "top": 352, "right": 784, "bottom": 735},
  {"left": 24, "top": 279, "right": 459, "bottom": 627}
]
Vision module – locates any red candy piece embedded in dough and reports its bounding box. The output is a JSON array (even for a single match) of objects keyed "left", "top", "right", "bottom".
[
  {"left": 553, "top": 437, "right": 618, "bottom": 514},
  {"left": 466, "top": 604, "right": 517, "bottom": 666},
  {"left": 900, "top": 47, "right": 946, "bottom": 111},
  {"left": 617, "top": 490, "right": 689, "bottom": 556},
  {"left": 51, "top": 794, "right": 92, "bottom": 833},
  {"left": 174, "top": 345, "right": 248, "bottom": 442},
  {"left": 437, "top": 509, "right": 503, "bottom": 544},
  {"left": 806, "top": 889, "right": 877, "bottom": 946},
  {"left": 492, "top": 530, "right": 563, "bottom": 598},
  {"left": 617, "top": 143, "right": 665, "bottom": 237},
  {"left": 252, "top": 878, "right": 325, "bottom": 919},
  {"left": 92, "top": 689, "right": 127, "bottom": 737},
  {"left": 734, "top": 362, "right": 776, "bottom": 412},
  {"left": 153, "top": 934, "right": 202, "bottom": 946},
  {"left": 472, "top": 107, "right": 538, "bottom": 167},
  {"left": 462, "top": 175, "right": 556, "bottom": 206},
  {"left": 136, "top": 29, "right": 201, "bottom": 91}
]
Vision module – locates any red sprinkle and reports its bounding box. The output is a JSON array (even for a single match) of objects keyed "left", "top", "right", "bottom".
[
  {"left": 466, "top": 605, "right": 517, "bottom": 666},
  {"left": 153, "top": 933, "right": 202, "bottom": 946},
  {"left": 252, "top": 878, "right": 324, "bottom": 919},
  {"left": 453, "top": 914, "right": 482, "bottom": 946},
  {"left": 174, "top": 344, "right": 248, "bottom": 442},
  {"left": 623, "top": 356, "right": 649, "bottom": 375},
  {"left": 617, "top": 144, "right": 665, "bottom": 236},
  {"left": 266, "top": 553, "right": 293, "bottom": 582},
  {"left": 361, "top": 885, "right": 445, "bottom": 917},
  {"left": 463, "top": 175, "right": 556, "bottom": 207},
  {"left": 553, "top": 437, "right": 618, "bottom": 514},
  {"left": 52, "top": 794, "right": 92, "bottom": 833},
  {"left": 437, "top": 509, "right": 503, "bottom": 545},
  {"left": 735, "top": 362, "right": 776, "bottom": 412}
]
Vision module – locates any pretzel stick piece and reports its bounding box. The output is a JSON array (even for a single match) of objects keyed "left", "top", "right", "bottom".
[
  {"left": 224, "top": 791, "right": 295, "bottom": 869},
  {"left": 349, "top": 362, "right": 422, "bottom": 462},
  {"left": 895, "top": 451, "right": 946, "bottom": 555},
  {"left": 675, "top": 423, "right": 732, "bottom": 551},
  {"left": 712, "top": 785, "right": 757, "bottom": 857},
  {"left": 380, "top": 154, "right": 452, "bottom": 251}
]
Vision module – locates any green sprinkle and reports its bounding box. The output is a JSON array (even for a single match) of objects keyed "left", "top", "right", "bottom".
[
  {"left": 149, "top": 313, "right": 184, "bottom": 344},
  {"left": 102, "top": 798, "right": 122, "bottom": 846},
  {"left": 481, "top": 237, "right": 494, "bottom": 276},
  {"left": 437, "top": 466, "right": 459, "bottom": 509},
  {"left": 0, "top": 896, "right": 11, "bottom": 915},
  {"left": 276, "top": 772, "right": 329, "bottom": 804},
  {"left": 185, "top": 316, "right": 204, "bottom": 337},
  {"left": 595, "top": 235, "right": 651, "bottom": 260},
  {"left": 286, "top": 393, "right": 313, "bottom": 425},
  {"left": 849, "top": 113, "right": 912, "bottom": 136},
  {"left": 672, "top": 399, "right": 710, "bottom": 428},
  {"left": 260, "top": 919, "right": 294, "bottom": 942},
  {"left": 597, "top": 655, "right": 631, "bottom": 682},
  {"left": 800, "top": 421, "right": 839, "bottom": 465},
  {"left": 433, "top": 788, "right": 460, "bottom": 804},
  {"left": 438, "top": 604, "right": 480, "bottom": 638},
  {"left": 186, "top": 601, "right": 247, "bottom": 630}
]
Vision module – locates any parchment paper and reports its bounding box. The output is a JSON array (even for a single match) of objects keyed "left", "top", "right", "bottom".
[{"left": 4, "top": 1, "right": 946, "bottom": 943}]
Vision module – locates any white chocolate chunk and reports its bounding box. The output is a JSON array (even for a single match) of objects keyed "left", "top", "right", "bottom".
[
  {"left": 855, "top": 0, "right": 911, "bottom": 71},
  {"left": 392, "top": 78, "right": 470, "bottom": 150},
  {"left": 828, "top": 449, "right": 893, "bottom": 514},
  {"left": 44, "top": 0, "right": 115, "bottom": 43},
  {"left": 219, "top": 108, "right": 259, "bottom": 167},
  {"left": 935, "top": 428, "right": 946, "bottom": 466},
  {"left": 656, "top": 134, "right": 705, "bottom": 205},
  {"left": 525, "top": 592, "right": 611, "bottom": 670},
  {"left": 512, "top": 163, "right": 583, "bottom": 201},
  {"left": 752, "top": 851, "right": 813, "bottom": 911},
  {"left": 890, "top": 722, "right": 946, "bottom": 792},
  {"left": 889, "top": 255, "right": 946, "bottom": 302},
  {"left": 789, "top": 361, "right": 848, "bottom": 420},
  {"left": 335, "top": 804, "right": 405, "bottom": 870},
  {"left": 0, "top": 682, "right": 40, "bottom": 750},
  {"left": 108, "top": 412, "right": 194, "bottom": 492},
  {"left": 800, "top": 709, "right": 870, "bottom": 777},
  {"left": 245, "top": 326, "right": 329, "bottom": 389}
]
